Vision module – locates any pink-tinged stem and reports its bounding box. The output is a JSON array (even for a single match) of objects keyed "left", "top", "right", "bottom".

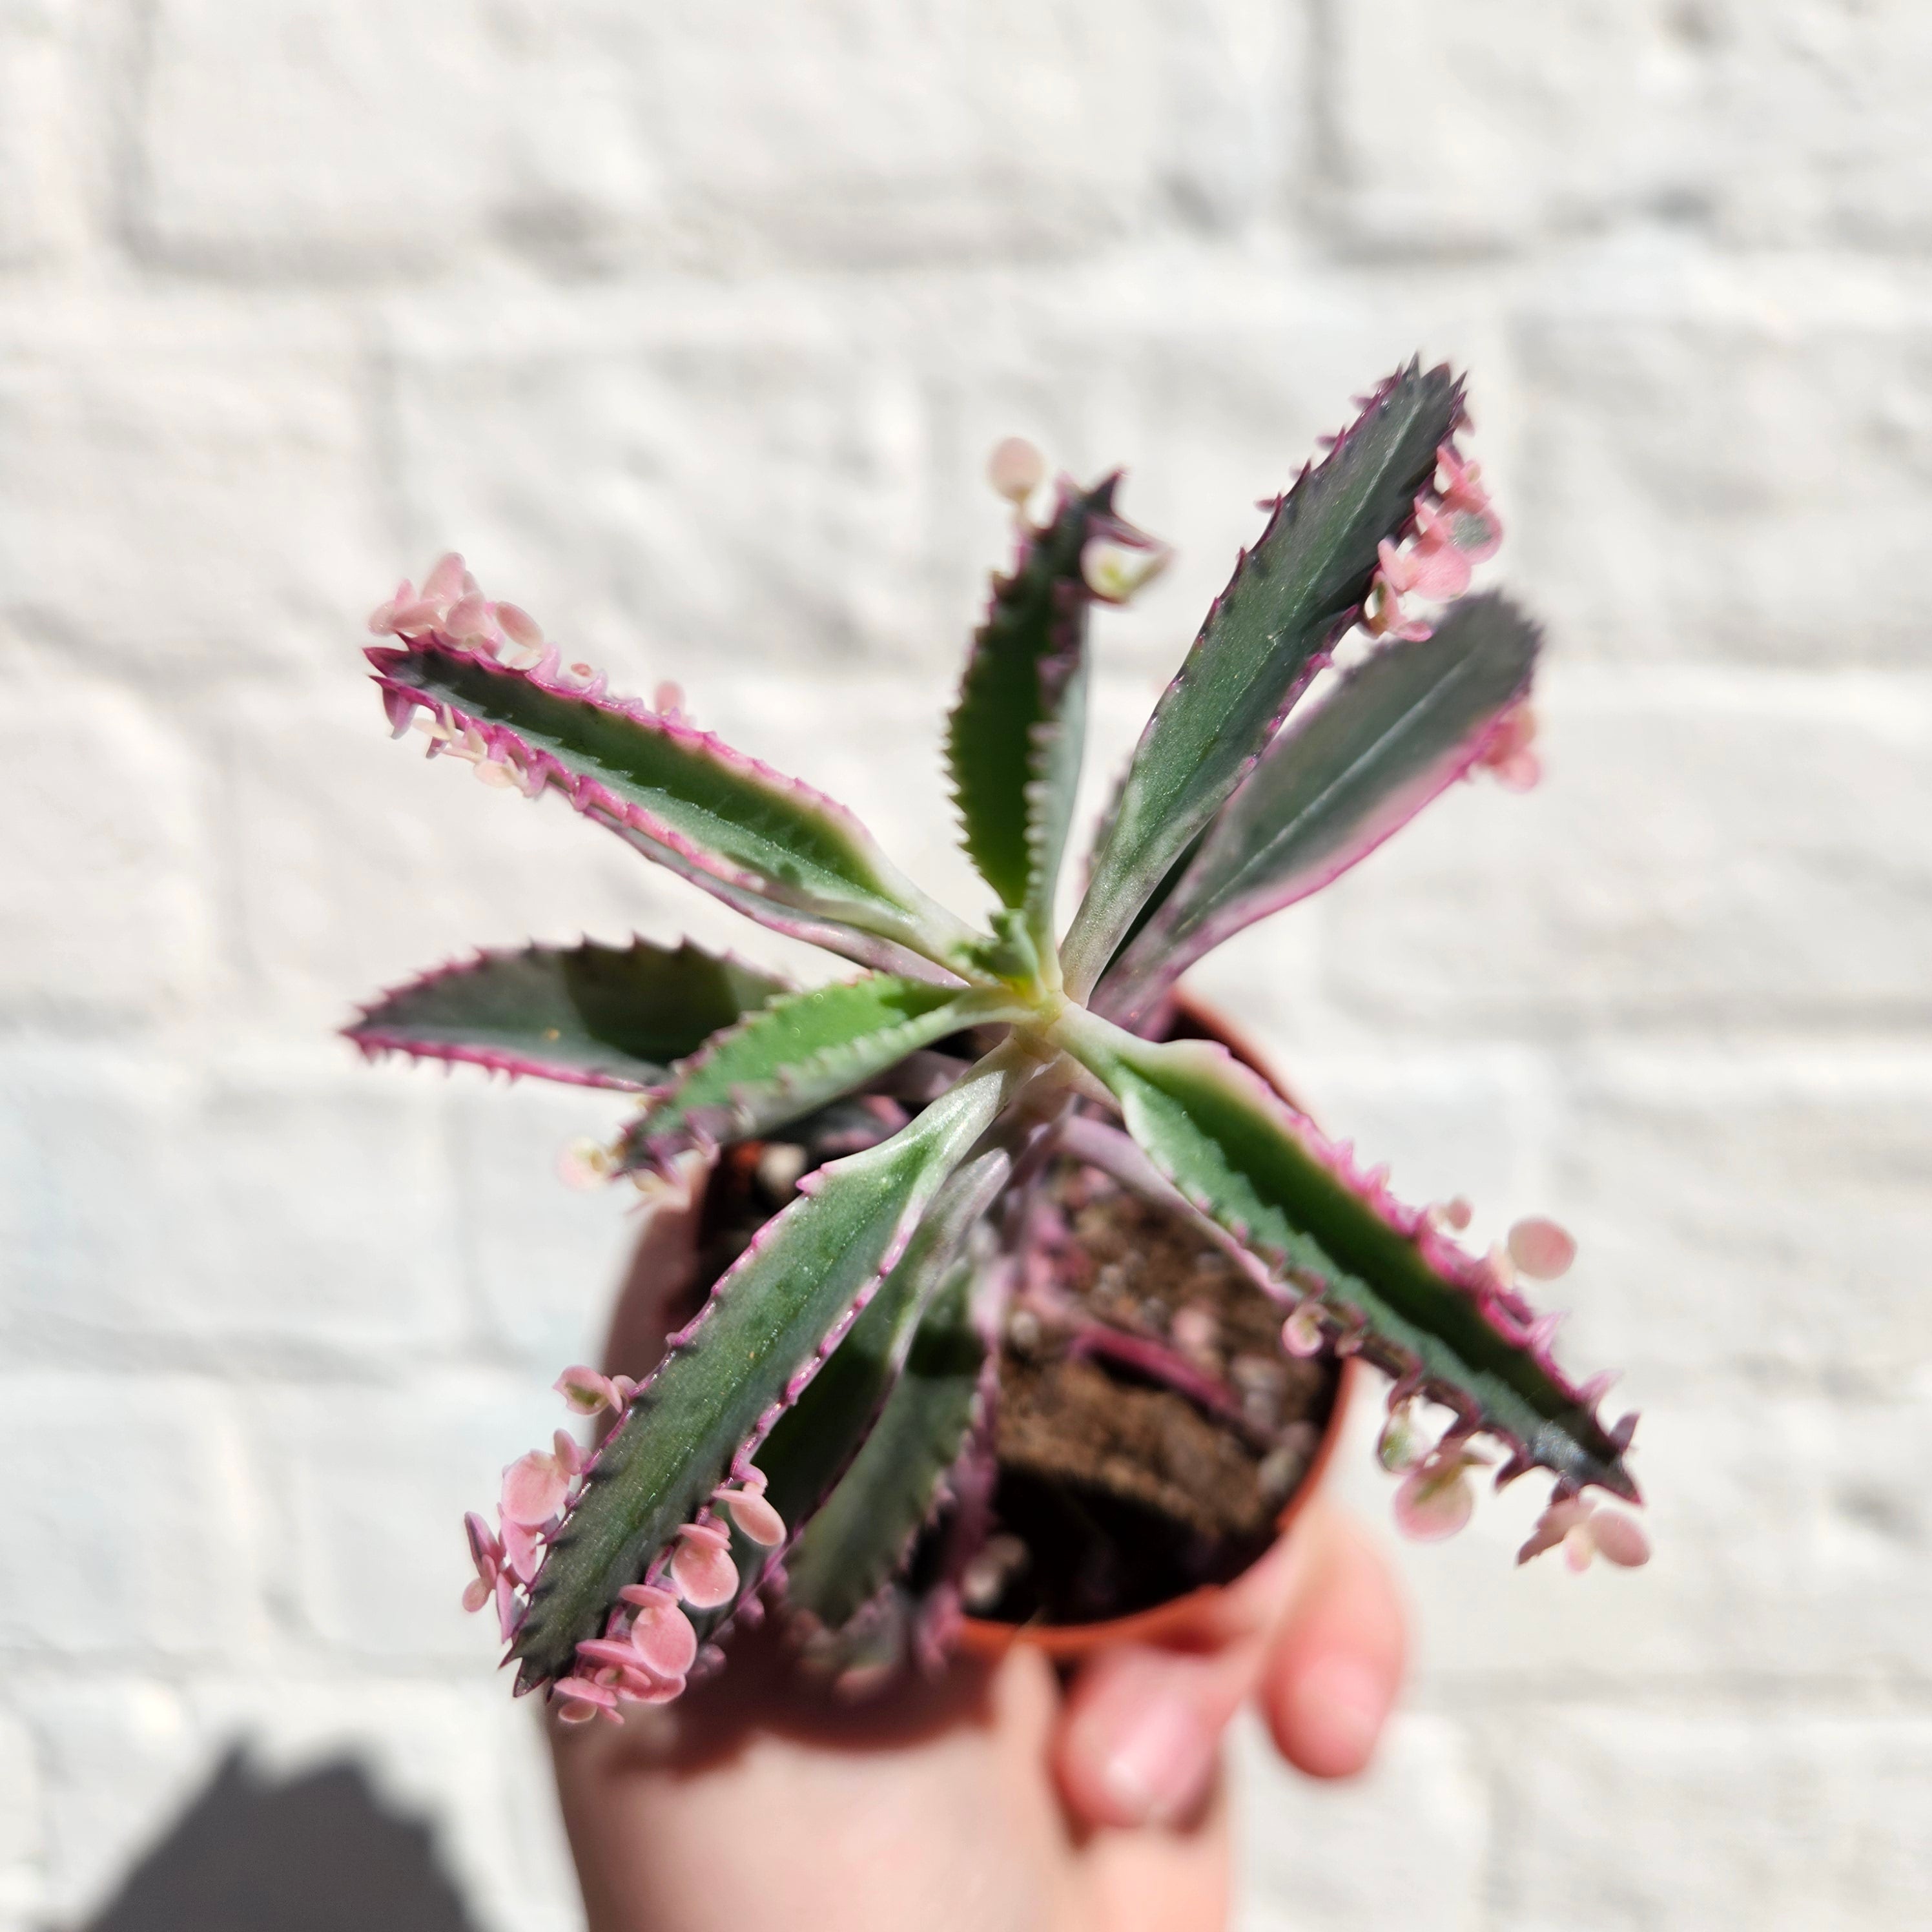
[
  {"left": 1062, "top": 1321, "right": 1278, "bottom": 1450},
  {"left": 1055, "top": 1113, "right": 1284, "bottom": 1301}
]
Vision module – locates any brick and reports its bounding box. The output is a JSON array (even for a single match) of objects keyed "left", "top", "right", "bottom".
[
  {"left": 0, "top": 1046, "right": 465, "bottom": 1357},
  {"left": 1234, "top": 1710, "right": 1487, "bottom": 1932},
  {"left": 391, "top": 336, "right": 936, "bottom": 676},
  {"left": 0, "top": 344, "right": 384, "bottom": 671},
  {"left": 0, "top": 677, "right": 209, "bottom": 1022},
  {"left": 221, "top": 673, "right": 719, "bottom": 1032},
  {"left": 1323, "top": 1388, "right": 1932, "bottom": 1690},
  {"left": 136, "top": 0, "right": 659, "bottom": 274},
  {"left": 1321, "top": 677, "right": 1932, "bottom": 1031},
  {"left": 0, "top": 1379, "right": 261, "bottom": 1657},
  {"left": 255, "top": 1375, "right": 566, "bottom": 1660},
  {"left": 15, "top": 1678, "right": 195, "bottom": 1927},
  {"left": 1709, "top": 3, "right": 1932, "bottom": 248},
  {"left": 138, "top": 1, "right": 1293, "bottom": 274},
  {"left": 1514, "top": 314, "right": 1932, "bottom": 664},
  {"left": 1492, "top": 1709, "right": 1932, "bottom": 1931},
  {"left": 181, "top": 1678, "right": 576, "bottom": 1932},
  {"left": 1327, "top": 1, "right": 1706, "bottom": 249},
  {"left": 0, "top": 1704, "right": 38, "bottom": 1869},
  {"left": 1231, "top": 1047, "right": 1545, "bottom": 1229},
  {"left": 18, "top": 1672, "right": 573, "bottom": 1932},
  {"left": 453, "top": 1082, "right": 651, "bottom": 1371},
  {"left": 626, "top": 0, "right": 1296, "bottom": 269},
  {"left": 0, "top": 1, "right": 82, "bottom": 267},
  {"left": 1550, "top": 1049, "right": 1932, "bottom": 1395}
]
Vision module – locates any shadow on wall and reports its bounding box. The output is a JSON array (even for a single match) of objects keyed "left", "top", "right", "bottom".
[{"left": 70, "top": 1749, "right": 482, "bottom": 1932}]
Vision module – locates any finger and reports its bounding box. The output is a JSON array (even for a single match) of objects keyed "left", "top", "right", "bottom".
[
  {"left": 1257, "top": 1506, "right": 1406, "bottom": 1780},
  {"left": 1051, "top": 1517, "right": 1311, "bottom": 1830}
]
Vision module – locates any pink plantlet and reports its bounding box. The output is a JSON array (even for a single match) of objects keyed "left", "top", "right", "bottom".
[
  {"left": 1428, "top": 1196, "right": 1474, "bottom": 1233},
  {"left": 616, "top": 1670, "right": 686, "bottom": 1706},
  {"left": 988, "top": 435, "right": 1045, "bottom": 507},
  {"left": 495, "top": 1573, "right": 524, "bottom": 1641},
  {"left": 670, "top": 1520, "right": 739, "bottom": 1608},
  {"left": 1281, "top": 1301, "right": 1326, "bottom": 1359},
  {"left": 1517, "top": 1496, "right": 1651, "bottom": 1572},
  {"left": 1476, "top": 703, "right": 1541, "bottom": 790},
  {"left": 555, "top": 1365, "right": 622, "bottom": 1417},
  {"left": 385, "top": 600, "right": 446, "bottom": 639},
  {"left": 1401, "top": 508, "right": 1477, "bottom": 602},
  {"left": 496, "top": 601, "right": 542, "bottom": 652},
  {"left": 617, "top": 1583, "right": 702, "bottom": 1678},
  {"left": 651, "top": 680, "right": 686, "bottom": 720},
  {"left": 462, "top": 1510, "right": 503, "bottom": 1613},
  {"left": 500, "top": 1446, "right": 571, "bottom": 1527},
  {"left": 553, "top": 1675, "right": 622, "bottom": 1725},
  {"left": 1434, "top": 444, "right": 1486, "bottom": 511},
  {"left": 552, "top": 1429, "right": 586, "bottom": 1479},
  {"left": 716, "top": 1473, "right": 787, "bottom": 1547},
  {"left": 1507, "top": 1216, "right": 1577, "bottom": 1281},
  {"left": 556, "top": 1137, "right": 615, "bottom": 1190},
  {"left": 1364, "top": 563, "right": 1434, "bottom": 642},
  {"left": 420, "top": 551, "right": 467, "bottom": 606},
  {"left": 1081, "top": 535, "right": 1171, "bottom": 606},
  {"left": 572, "top": 1636, "right": 650, "bottom": 1673},
  {"left": 1375, "top": 538, "right": 1425, "bottom": 599},
  {"left": 500, "top": 1519, "right": 543, "bottom": 1586},
  {"left": 1444, "top": 504, "right": 1502, "bottom": 563},
  {"left": 1490, "top": 748, "right": 1542, "bottom": 792},
  {"left": 367, "top": 578, "right": 416, "bottom": 637},
  {"left": 442, "top": 593, "right": 495, "bottom": 645},
  {"left": 1393, "top": 1442, "right": 1490, "bottom": 1542},
  {"left": 1377, "top": 1403, "right": 1427, "bottom": 1475},
  {"left": 573, "top": 1635, "right": 687, "bottom": 1703}
]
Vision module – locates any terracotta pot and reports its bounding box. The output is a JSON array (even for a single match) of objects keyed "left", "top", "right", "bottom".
[
  {"left": 600, "top": 997, "right": 1354, "bottom": 1667},
  {"left": 954, "top": 996, "right": 1355, "bottom": 1663}
]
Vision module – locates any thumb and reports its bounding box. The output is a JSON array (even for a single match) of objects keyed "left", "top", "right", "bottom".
[
  {"left": 1058, "top": 1499, "right": 1406, "bottom": 1831},
  {"left": 1050, "top": 1508, "right": 1323, "bottom": 1830}
]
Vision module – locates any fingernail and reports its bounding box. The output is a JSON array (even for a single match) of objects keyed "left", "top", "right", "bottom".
[
  {"left": 1099, "top": 1693, "right": 1217, "bottom": 1825},
  {"left": 1289, "top": 1655, "right": 1389, "bottom": 1775}
]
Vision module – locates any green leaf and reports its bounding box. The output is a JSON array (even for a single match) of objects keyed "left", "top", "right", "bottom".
[
  {"left": 946, "top": 479, "right": 1136, "bottom": 962},
  {"left": 683, "top": 1149, "right": 1010, "bottom": 1638},
  {"left": 782, "top": 1257, "right": 987, "bottom": 1632},
  {"left": 370, "top": 638, "right": 985, "bottom": 976},
  {"left": 757, "top": 1147, "right": 1005, "bottom": 1524},
  {"left": 1099, "top": 595, "right": 1541, "bottom": 1021},
  {"left": 344, "top": 938, "right": 786, "bottom": 1089},
  {"left": 1052, "top": 1007, "right": 1635, "bottom": 1499},
  {"left": 511, "top": 1051, "right": 1024, "bottom": 1687},
  {"left": 1062, "top": 362, "right": 1464, "bottom": 996},
  {"left": 619, "top": 975, "right": 1028, "bottom": 1167}
]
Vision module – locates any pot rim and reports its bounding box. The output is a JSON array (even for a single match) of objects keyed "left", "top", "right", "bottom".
[{"left": 954, "top": 992, "right": 1354, "bottom": 1661}]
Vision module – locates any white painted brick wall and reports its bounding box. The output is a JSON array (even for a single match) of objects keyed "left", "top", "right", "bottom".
[{"left": 4, "top": 6, "right": 1927, "bottom": 1929}]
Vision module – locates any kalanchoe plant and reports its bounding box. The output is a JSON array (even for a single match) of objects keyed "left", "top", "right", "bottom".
[{"left": 349, "top": 360, "right": 1647, "bottom": 1725}]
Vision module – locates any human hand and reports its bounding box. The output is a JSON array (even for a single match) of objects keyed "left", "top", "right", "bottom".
[{"left": 550, "top": 1178, "right": 1406, "bottom": 1932}]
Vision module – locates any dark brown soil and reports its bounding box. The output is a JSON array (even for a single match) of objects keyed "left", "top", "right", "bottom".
[
  {"left": 969, "top": 1160, "right": 1337, "bottom": 1626},
  {"left": 686, "top": 1109, "right": 1341, "bottom": 1631}
]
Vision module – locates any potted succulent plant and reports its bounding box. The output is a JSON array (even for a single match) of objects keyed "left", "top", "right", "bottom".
[{"left": 347, "top": 358, "right": 1647, "bottom": 1723}]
